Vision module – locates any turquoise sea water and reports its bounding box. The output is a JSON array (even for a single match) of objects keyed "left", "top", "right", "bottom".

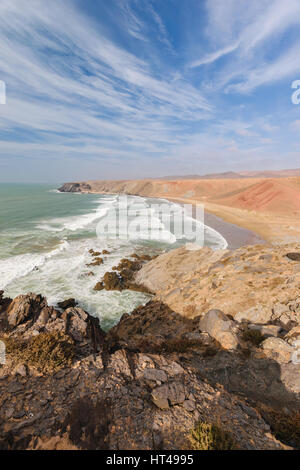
[{"left": 0, "top": 184, "right": 227, "bottom": 330}]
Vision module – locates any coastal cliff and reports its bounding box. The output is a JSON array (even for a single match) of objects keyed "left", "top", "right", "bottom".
[{"left": 1, "top": 243, "right": 300, "bottom": 450}]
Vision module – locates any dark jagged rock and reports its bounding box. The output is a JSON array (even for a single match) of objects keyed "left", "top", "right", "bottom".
[
  {"left": 58, "top": 183, "right": 91, "bottom": 193},
  {"left": 57, "top": 299, "right": 77, "bottom": 310},
  {"left": 93, "top": 281, "right": 105, "bottom": 291},
  {"left": 5, "top": 294, "right": 48, "bottom": 329},
  {"left": 87, "top": 257, "right": 104, "bottom": 267},
  {"left": 0, "top": 293, "right": 105, "bottom": 356},
  {"left": 93, "top": 256, "right": 152, "bottom": 294},
  {"left": 0, "top": 290, "right": 12, "bottom": 315},
  {"left": 59, "top": 183, "right": 81, "bottom": 193},
  {"left": 286, "top": 252, "right": 300, "bottom": 261},
  {"left": 63, "top": 307, "right": 105, "bottom": 353}
]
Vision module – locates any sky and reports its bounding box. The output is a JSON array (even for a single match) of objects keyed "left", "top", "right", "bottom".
[{"left": 0, "top": 0, "right": 300, "bottom": 183}]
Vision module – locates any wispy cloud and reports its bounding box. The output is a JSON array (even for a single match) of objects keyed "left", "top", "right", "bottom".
[
  {"left": 0, "top": 0, "right": 210, "bottom": 173},
  {"left": 0, "top": 0, "right": 299, "bottom": 181},
  {"left": 189, "top": 42, "right": 239, "bottom": 68},
  {"left": 190, "top": 0, "right": 300, "bottom": 93}
]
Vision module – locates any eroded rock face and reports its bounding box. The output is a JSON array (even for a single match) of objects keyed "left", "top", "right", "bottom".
[
  {"left": 261, "top": 337, "right": 294, "bottom": 364},
  {"left": 0, "top": 293, "right": 105, "bottom": 355},
  {"left": 107, "top": 301, "right": 214, "bottom": 352},
  {"left": 1, "top": 242, "right": 300, "bottom": 450},
  {"left": 58, "top": 183, "right": 91, "bottom": 193},
  {"left": 0, "top": 343, "right": 286, "bottom": 450},
  {"left": 6, "top": 294, "right": 47, "bottom": 328},
  {"left": 0, "top": 291, "right": 297, "bottom": 450},
  {"left": 199, "top": 309, "right": 239, "bottom": 350},
  {"left": 135, "top": 244, "right": 300, "bottom": 323}
]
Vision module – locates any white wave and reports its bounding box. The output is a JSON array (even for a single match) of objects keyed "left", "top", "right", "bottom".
[
  {"left": 36, "top": 206, "right": 110, "bottom": 233},
  {"left": 36, "top": 224, "right": 65, "bottom": 232},
  {"left": 62, "top": 207, "right": 109, "bottom": 231},
  {"left": 141, "top": 196, "right": 228, "bottom": 250},
  {"left": 204, "top": 225, "right": 228, "bottom": 250},
  {"left": 101, "top": 197, "right": 118, "bottom": 202},
  {"left": 36, "top": 196, "right": 117, "bottom": 234},
  {"left": 0, "top": 240, "right": 69, "bottom": 289},
  {"left": 126, "top": 214, "right": 177, "bottom": 243}
]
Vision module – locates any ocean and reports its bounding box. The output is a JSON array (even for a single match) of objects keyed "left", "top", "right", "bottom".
[{"left": 0, "top": 184, "right": 227, "bottom": 330}]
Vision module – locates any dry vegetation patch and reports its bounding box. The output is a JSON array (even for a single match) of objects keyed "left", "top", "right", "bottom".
[{"left": 2, "top": 331, "right": 75, "bottom": 373}]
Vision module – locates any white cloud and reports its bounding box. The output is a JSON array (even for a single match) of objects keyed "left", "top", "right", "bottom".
[
  {"left": 0, "top": 0, "right": 211, "bottom": 169},
  {"left": 190, "top": 0, "right": 300, "bottom": 93},
  {"left": 0, "top": 0, "right": 298, "bottom": 179},
  {"left": 189, "top": 42, "right": 240, "bottom": 68},
  {"left": 227, "top": 41, "right": 300, "bottom": 93}
]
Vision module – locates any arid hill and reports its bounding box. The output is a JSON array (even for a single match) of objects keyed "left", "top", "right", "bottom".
[{"left": 213, "top": 178, "right": 300, "bottom": 215}]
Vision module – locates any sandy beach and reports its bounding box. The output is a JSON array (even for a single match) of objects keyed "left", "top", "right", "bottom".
[
  {"left": 59, "top": 175, "right": 300, "bottom": 247},
  {"left": 165, "top": 196, "right": 266, "bottom": 249}
]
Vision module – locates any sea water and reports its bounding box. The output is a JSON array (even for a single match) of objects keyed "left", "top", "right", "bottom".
[{"left": 0, "top": 184, "right": 227, "bottom": 330}]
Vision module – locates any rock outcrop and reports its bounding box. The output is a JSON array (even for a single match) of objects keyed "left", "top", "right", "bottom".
[
  {"left": 93, "top": 255, "right": 153, "bottom": 293},
  {"left": 0, "top": 292, "right": 293, "bottom": 450},
  {"left": 0, "top": 293, "right": 104, "bottom": 355},
  {"left": 199, "top": 309, "right": 239, "bottom": 350},
  {"left": 133, "top": 244, "right": 300, "bottom": 413},
  {"left": 58, "top": 183, "right": 91, "bottom": 193},
  {"left": 1, "top": 244, "right": 300, "bottom": 450},
  {"left": 135, "top": 244, "right": 300, "bottom": 323}
]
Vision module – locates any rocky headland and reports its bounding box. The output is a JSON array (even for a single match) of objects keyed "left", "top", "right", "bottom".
[{"left": 1, "top": 243, "right": 300, "bottom": 450}]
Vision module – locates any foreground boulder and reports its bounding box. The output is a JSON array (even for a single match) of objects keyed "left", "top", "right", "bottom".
[
  {"left": 199, "top": 310, "right": 239, "bottom": 350},
  {"left": 286, "top": 253, "right": 300, "bottom": 261},
  {"left": 57, "top": 299, "right": 77, "bottom": 310},
  {"left": 6, "top": 294, "right": 47, "bottom": 328},
  {"left": 261, "top": 337, "right": 295, "bottom": 364}
]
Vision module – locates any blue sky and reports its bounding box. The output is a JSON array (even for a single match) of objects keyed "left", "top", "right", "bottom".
[{"left": 0, "top": 0, "right": 300, "bottom": 182}]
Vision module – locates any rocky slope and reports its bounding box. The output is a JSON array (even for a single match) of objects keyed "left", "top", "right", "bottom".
[
  {"left": 134, "top": 244, "right": 300, "bottom": 408},
  {"left": 1, "top": 244, "right": 300, "bottom": 450},
  {"left": 0, "top": 292, "right": 289, "bottom": 450}
]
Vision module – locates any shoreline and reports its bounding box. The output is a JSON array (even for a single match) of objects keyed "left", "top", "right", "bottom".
[
  {"left": 162, "top": 196, "right": 300, "bottom": 246},
  {"left": 164, "top": 196, "right": 267, "bottom": 249},
  {"left": 70, "top": 189, "right": 267, "bottom": 250}
]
